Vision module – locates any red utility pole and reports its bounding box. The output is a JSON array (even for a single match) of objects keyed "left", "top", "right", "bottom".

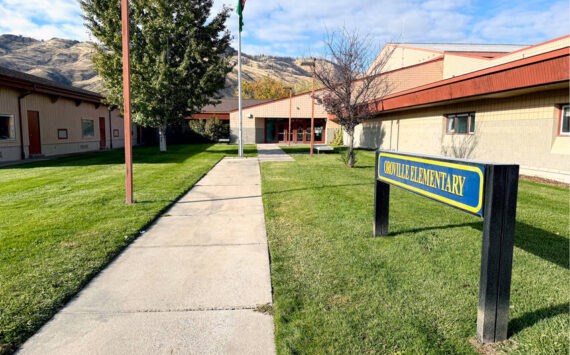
[
  {"left": 310, "top": 58, "right": 315, "bottom": 157},
  {"left": 121, "top": 0, "right": 133, "bottom": 204},
  {"left": 285, "top": 87, "right": 292, "bottom": 146}
]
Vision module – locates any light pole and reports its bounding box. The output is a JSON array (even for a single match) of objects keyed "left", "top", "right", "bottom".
[
  {"left": 284, "top": 86, "right": 292, "bottom": 146},
  {"left": 301, "top": 58, "right": 316, "bottom": 157},
  {"left": 121, "top": 0, "right": 133, "bottom": 204}
]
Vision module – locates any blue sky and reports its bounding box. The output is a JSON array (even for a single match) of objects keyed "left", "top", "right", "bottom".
[{"left": 0, "top": 0, "right": 568, "bottom": 57}]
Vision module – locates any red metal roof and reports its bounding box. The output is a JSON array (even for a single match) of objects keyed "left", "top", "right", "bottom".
[{"left": 373, "top": 47, "right": 569, "bottom": 113}]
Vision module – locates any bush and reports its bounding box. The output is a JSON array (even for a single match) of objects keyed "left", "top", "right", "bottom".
[
  {"left": 188, "top": 117, "right": 229, "bottom": 142},
  {"left": 331, "top": 128, "right": 344, "bottom": 146}
]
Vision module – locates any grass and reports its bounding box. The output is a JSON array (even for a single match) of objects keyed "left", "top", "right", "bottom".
[
  {"left": 279, "top": 144, "right": 343, "bottom": 155},
  {"left": 0, "top": 143, "right": 256, "bottom": 354},
  {"left": 260, "top": 149, "right": 569, "bottom": 354}
]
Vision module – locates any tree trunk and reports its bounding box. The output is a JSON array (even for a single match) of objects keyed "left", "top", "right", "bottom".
[
  {"left": 347, "top": 131, "right": 355, "bottom": 168},
  {"left": 158, "top": 125, "right": 167, "bottom": 152}
]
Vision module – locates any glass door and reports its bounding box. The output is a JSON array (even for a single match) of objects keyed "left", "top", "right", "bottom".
[
  {"left": 305, "top": 125, "right": 311, "bottom": 142},
  {"left": 295, "top": 122, "right": 304, "bottom": 143},
  {"left": 266, "top": 121, "right": 277, "bottom": 143},
  {"left": 277, "top": 122, "right": 288, "bottom": 142}
]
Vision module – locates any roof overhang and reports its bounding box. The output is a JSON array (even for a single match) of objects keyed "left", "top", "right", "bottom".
[
  {"left": 371, "top": 47, "right": 569, "bottom": 114},
  {"left": 0, "top": 75, "right": 103, "bottom": 104}
]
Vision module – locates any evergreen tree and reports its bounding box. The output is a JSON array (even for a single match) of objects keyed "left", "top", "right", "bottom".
[{"left": 81, "top": 0, "right": 233, "bottom": 151}]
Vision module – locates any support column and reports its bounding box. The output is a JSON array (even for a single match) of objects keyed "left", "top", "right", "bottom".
[
  {"left": 477, "top": 164, "right": 519, "bottom": 343},
  {"left": 374, "top": 153, "right": 390, "bottom": 236}
]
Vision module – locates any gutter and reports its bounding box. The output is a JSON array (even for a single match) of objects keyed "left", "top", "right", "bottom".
[
  {"left": 109, "top": 107, "right": 113, "bottom": 149},
  {"left": 17, "top": 88, "right": 34, "bottom": 160}
]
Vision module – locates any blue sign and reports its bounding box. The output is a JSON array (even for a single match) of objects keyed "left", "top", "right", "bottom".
[{"left": 377, "top": 152, "right": 485, "bottom": 216}]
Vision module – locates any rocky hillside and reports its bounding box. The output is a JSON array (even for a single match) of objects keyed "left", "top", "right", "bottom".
[{"left": 0, "top": 34, "right": 313, "bottom": 96}]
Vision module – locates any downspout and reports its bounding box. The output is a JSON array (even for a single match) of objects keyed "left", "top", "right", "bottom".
[
  {"left": 17, "top": 89, "right": 33, "bottom": 160},
  {"left": 108, "top": 107, "right": 113, "bottom": 149}
]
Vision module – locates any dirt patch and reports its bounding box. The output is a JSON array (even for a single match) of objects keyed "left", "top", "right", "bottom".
[
  {"left": 254, "top": 303, "right": 274, "bottom": 315},
  {"left": 519, "top": 175, "right": 569, "bottom": 188},
  {"left": 469, "top": 337, "right": 517, "bottom": 355}
]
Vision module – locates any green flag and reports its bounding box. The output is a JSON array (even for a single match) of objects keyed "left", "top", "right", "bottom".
[{"left": 237, "top": 0, "right": 246, "bottom": 32}]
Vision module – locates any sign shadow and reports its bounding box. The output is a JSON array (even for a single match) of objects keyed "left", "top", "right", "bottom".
[{"left": 391, "top": 220, "right": 568, "bottom": 270}]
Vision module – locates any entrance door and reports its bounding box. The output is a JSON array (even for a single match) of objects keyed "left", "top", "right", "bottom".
[
  {"left": 294, "top": 121, "right": 305, "bottom": 143},
  {"left": 99, "top": 117, "right": 106, "bottom": 148},
  {"left": 277, "top": 122, "right": 288, "bottom": 143},
  {"left": 266, "top": 121, "right": 277, "bottom": 143},
  {"left": 27, "top": 111, "right": 41, "bottom": 155}
]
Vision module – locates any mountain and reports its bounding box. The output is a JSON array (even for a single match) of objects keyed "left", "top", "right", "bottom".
[{"left": 0, "top": 34, "right": 314, "bottom": 97}]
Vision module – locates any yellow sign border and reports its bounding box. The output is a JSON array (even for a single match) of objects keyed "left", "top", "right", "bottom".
[{"left": 378, "top": 152, "right": 484, "bottom": 214}]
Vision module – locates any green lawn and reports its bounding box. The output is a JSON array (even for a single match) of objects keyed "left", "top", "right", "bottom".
[
  {"left": 260, "top": 150, "right": 569, "bottom": 354},
  {"left": 0, "top": 144, "right": 256, "bottom": 354},
  {"left": 280, "top": 144, "right": 343, "bottom": 155}
]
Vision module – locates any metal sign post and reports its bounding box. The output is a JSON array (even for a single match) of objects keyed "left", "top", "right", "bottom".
[{"left": 373, "top": 150, "right": 519, "bottom": 344}]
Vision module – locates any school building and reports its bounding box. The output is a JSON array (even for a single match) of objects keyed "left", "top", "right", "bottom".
[
  {"left": 356, "top": 36, "right": 569, "bottom": 183},
  {"left": 0, "top": 66, "right": 138, "bottom": 162},
  {"left": 222, "top": 35, "right": 569, "bottom": 182}
]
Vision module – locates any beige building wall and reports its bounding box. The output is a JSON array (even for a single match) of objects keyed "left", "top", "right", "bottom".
[
  {"left": 443, "top": 36, "right": 569, "bottom": 79},
  {"left": 229, "top": 92, "right": 329, "bottom": 144},
  {"left": 356, "top": 88, "right": 570, "bottom": 182},
  {"left": 383, "top": 59, "right": 443, "bottom": 93},
  {"left": 0, "top": 86, "right": 135, "bottom": 162},
  {"left": 372, "top": 45, "right": 442, "bottom": 74},
  {"left": 230, "top": 58, "right": 444, "bottom": 145}
]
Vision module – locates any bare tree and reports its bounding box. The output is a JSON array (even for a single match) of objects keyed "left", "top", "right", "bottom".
[{"left": 313, "top": 27, "right": 395, "bottom": 167}]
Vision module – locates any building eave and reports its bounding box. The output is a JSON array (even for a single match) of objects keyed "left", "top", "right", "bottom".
[
  {"left": 0, "top": 75, "right": 103, "bottom": 104},
  {"left": 371, "top": 47, "right": 569, "bottom": 114}
]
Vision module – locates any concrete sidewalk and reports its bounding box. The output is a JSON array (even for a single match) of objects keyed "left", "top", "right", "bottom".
[
  {"left": 257, "top": 144, "right": 295, "bottom": 162},
  {"left": 19, "top": 158, "right": 275, "bottom": 354}
]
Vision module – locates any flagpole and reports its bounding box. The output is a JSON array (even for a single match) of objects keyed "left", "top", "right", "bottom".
[{"left": 238, "top": 29, "right": 243, "bottom": 157}]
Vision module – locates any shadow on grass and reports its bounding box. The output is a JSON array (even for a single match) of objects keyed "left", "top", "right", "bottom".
[
  {"left": 508, "top": 302, "right": 569, "bottom": 336},
  {"left": 392, "top": 220, "right": 568, "bottom": 337},
  {"left": 393, "top": 221, "right": 568, "bottom": 270},
  {"left": 0, "top": 144, "right": 215, "bottom": 170},
  {"left": 263, "top": 182, "right": 373, "bottom": 195}
]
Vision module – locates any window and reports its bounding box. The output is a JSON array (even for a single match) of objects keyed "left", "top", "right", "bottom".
[
  {"left": 58, "top": 129, "right": 68, "bottom": 139},
  {"left": 82, "top": 119, "right": 94, "bottom": 138},
  {"left": 560, "top": 105, "right": 569, "bottom": 135},
  {"left": 446, "top": 112, "right": 475, "bottom": 134},
  {"left": 0, "top": 114, "right": 15, "bottom": 140}
]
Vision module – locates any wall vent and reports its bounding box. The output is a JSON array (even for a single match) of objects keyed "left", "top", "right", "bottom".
[{"left": 80, "top": 144, "right": 89, "bottom": 149}]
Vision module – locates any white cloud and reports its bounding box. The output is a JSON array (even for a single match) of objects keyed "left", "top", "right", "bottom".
[
  {"left": 0, "top": 0, "right": 88, "bottom": 41},
  {"left": 0, "top": 0, "right": 567, "bottom": 56},
  {"left": 471, "top": 2, "right": 569, "bottom": 44}
]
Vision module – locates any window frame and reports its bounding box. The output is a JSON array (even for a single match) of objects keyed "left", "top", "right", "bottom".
[
  {"left": 57, "top": 128, "right": 68, "bottom": 140},
  {"left": 558, "top": 104, "right": 570, "bottom": 136},
  {"left": 81, "top": 119, "right": 95, "bottom": 138},
  {"left": 445, "top": 112, "right": 475, "bottom": 135},
  {"left": 0, "top": 114, "right": 16, "bottom": 141}
]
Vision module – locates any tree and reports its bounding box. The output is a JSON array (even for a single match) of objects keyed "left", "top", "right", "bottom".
[
  {"left": 81, "top": 0, "right": 233, "bottom": 152},
  {"left": 235, "top": 76, "right": 289, "bottom": 99},
  {"left": 313, "top": 28, "right": 395, "bottom": 167}
]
